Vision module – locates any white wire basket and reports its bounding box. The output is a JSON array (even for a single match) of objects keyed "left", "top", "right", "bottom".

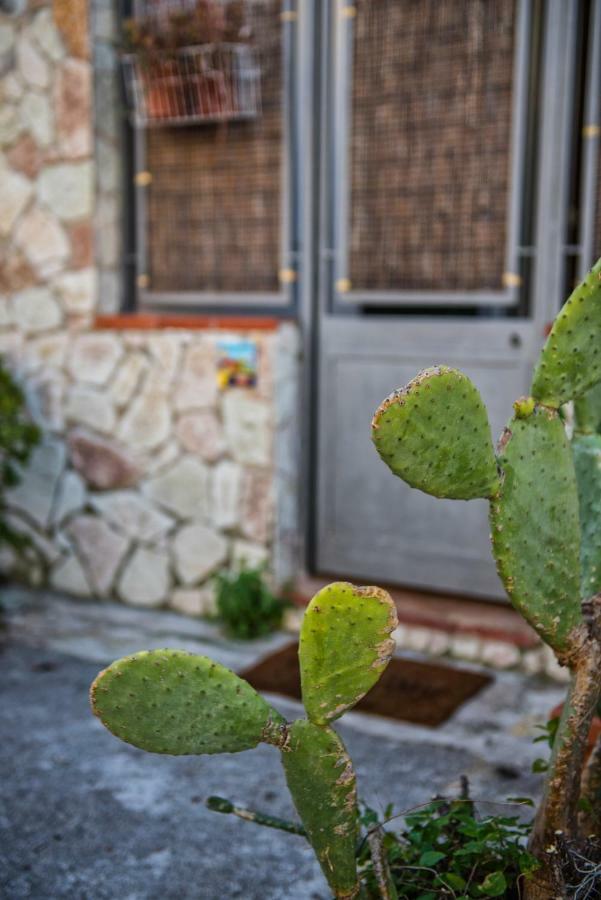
[{"left": 123, "top": 43, "right": 261, "bottom": 126}]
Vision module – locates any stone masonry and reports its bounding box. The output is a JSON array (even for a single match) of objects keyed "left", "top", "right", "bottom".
[
  {"left": 0, "top": 1, "right": 301, "bottom": 614},
  {"left": 1, "top": 325, "right": 300, "bottom": 613}
]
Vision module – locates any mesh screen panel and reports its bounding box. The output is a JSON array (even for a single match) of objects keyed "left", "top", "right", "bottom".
[
  {"left": 145, "top": 0, "right": 282, "bottom": 293},
  {"left": 349, "top": 0, "right": 517, "bottom": 293}
]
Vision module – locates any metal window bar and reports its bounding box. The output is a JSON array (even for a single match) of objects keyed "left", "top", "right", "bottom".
[
  {"left": 129, "top": 0, "right": 298, "bottom": 310},
  {"left": 330, "top": 0, "right": 534, "bottom": 309},
  {"left": 577, "top": 0, "right": 601, "bottom": 278}
]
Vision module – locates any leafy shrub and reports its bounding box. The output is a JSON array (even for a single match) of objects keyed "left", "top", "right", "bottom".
[
  {"left": 358, "top": 794, "right": 538, "bottom": 899},
  {"left": 213, "top": 565, "right": 289, "bottom": 639},
  {"left": 0, "top": 360, "right": 40, "bottom": 553}
]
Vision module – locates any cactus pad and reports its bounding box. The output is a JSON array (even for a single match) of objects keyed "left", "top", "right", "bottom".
[
  {"left": 372, "top": 366, "right": 499, "bottom": 499},
  {"left": 573, "top": 434, "right": 601, "bottom": 598},
  {"left": 281, "top": 719, "right": 359, "bottom": 899},
  {"left": 91, "top": 649, "right": 285, "bottom": 755},
  {"left": 299, "top": 582, "right": 397, "bottom": 725},
  {"left": 531, "top": 258, "right": 601, "bottom": 407},
  {"left": 574, "top": 382, "right": 601, "bottom": 435},
  {"left": 490, "top": 408, "right": 583, "bottom": 652}
]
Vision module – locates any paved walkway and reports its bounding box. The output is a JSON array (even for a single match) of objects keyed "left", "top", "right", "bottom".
[{"left": 0, "top": 587, "right": 564, "bottom": 899}]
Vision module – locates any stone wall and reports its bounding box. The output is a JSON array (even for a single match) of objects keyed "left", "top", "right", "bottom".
[
  {"left": 2, "top": 325, "right": 300, "bottom": 612},
  {"left": 1, "top": 0, "right": 96, "bottom": 326},
  {"left": 0, "top": 1, "right": 302, "bottom": 613}
]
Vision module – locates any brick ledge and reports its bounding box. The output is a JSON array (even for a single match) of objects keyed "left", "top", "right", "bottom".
[{"left": 94, "top": 313, "right": 287, "bottom": 331}]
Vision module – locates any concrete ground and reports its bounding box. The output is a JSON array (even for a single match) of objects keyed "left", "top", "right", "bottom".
[{"left": 0, "top": 587, "right": 565, "bottom": 900}]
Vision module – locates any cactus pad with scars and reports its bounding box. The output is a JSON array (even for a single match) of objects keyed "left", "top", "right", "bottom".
[
  {"left": 573, "top": 434, "right": 601, "bottom": 598},
  {"left": 531, "top": 258, "right": 601, "bottom": 407},
  {"left": 489, "top": 408, "right": 583, "bottom": 652},
  {"left": 281, "top": 719, "right": 359, "bottom": 899},
  {"left": 372, "top": 366, "right": 499, "bottom": 500},
  {"left": 299, "top": 582, "right": 397, "bottom": 725},
  {"left": 90, "top": 649, "right": 285, "bottom": 755}
]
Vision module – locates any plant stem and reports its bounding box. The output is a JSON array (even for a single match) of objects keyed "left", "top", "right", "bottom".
[
  {"left": 529, "top": 639, "right": 601, "bottom": 854},
  {"left": 366, "top": 827, "right": 398, "bottom": 900},
  {"left": 206, "top": 795, "right": 307, "bottom": 836}
]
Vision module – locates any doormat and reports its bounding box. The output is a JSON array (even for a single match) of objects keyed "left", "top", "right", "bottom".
[{"left": 241, "top": 642, "right": 492, "bottom": 727}]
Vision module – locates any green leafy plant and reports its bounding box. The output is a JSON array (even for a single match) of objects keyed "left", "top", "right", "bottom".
[
  {"left": 358, "top": 793, "right": 538, "bottom": 899},
  {"left": 0, "top": 359, "right": 40, "bottom": 555},
  {"left": 371, "top": 258, "right": 601, "bottom": 898},
  {"left": 213, "top": 564, "right": 289, "bottom": 639},
  {"left": 91, "top": 582, "right": 398, "bottom": 898}
]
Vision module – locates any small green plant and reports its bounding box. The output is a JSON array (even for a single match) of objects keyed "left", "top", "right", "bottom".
[
  {"left": 371, "top": 258, "right": 601, "bottom": 897},
  {"left": 358, "top": 793, "right": 538, "bottom": 899},
  {"left": 213, "top": 564, "right": 289, "bottom": 639},
  {"left": 91, "top": 582, "right": 398, "bottom": 898},
  {"left": 0, "top": 359, "right": 40, "bottom": 555}
]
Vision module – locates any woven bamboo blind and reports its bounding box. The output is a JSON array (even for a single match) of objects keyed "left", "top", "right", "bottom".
[
  {"left": 349, "top": 0, "right": 517, "bottom": 293},
  {"left": 146, "top": 0, "right": 281, "bottom": 293}
]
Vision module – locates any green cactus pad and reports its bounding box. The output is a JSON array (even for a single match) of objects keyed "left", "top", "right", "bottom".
[
  {"left": 299, "top": 582, "right": 397, "bottom": 725},
  {"left": 490, "top": 408, "right": 583, "bottom": 652},
  {"left": 372, "top": 366, "right": 499, "bottom": 500},
  {"left": 90, "top": 649, "right": 285, "bottom": 755},
  {"left": 573, "top": 433, "right": 601, "bottom": 598},
  {"left": 281, "top": 719, "right": 359, "bottom": 899},
  {"left": 574, "top": 382, "right": 601, "bottom": 435},
  {"left": 531, "top": 258, "right": 601, "bottom": 406}
]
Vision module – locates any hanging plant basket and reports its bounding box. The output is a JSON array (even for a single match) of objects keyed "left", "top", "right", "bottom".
[{"left": 123, "top": 42, "right": 261, "bottom": 127}]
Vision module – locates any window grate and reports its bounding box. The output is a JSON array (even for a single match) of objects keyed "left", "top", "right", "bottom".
[{"left": 348, "top": 0, "right": 517, "bottom": 293}]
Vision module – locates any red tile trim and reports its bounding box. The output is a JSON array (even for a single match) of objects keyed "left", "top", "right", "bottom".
[{"left": 93, "top": 314, "right": 285, "bottom": 331}]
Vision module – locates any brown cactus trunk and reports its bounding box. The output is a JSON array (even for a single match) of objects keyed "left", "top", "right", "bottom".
[
  {"left": 526, "top": 635, "right": 601, "bottom": 898},
  {"left": 523, "top": 866, "right": 564, "bottom": 900},
  {"left": 578, "top": 731, "right": 601, "bottom": 838}
]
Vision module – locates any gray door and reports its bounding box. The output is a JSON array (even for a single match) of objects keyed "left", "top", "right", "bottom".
[{"left": 312, "top": 0, "right": 583, "bottom": 598}]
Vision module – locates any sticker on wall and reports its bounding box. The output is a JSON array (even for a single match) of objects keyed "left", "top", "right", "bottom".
[{"left": 216, "top": 339, "right": 258, "bottom": 389}]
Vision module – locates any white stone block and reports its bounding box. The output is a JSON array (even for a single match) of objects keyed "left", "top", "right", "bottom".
[
  {"left": 222, "top": 391, "right": 272, "bottom": 465},
  {"left": 118, "top": 546, "right": 170, "bottom": 607},
  {"left": 37, "top": 161, "right": 94, "bottom": 221},
  {"left": 65, "top": 385, "right": 116, "bottom": 433},
  {"left": 143, "top": 456, "right": 210, "bottom": 520},
  {"left": 172, "top": 523, "right": 227, "bottom": 584}
]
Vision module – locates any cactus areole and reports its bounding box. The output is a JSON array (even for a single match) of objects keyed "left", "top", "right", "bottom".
[
  {"left": 91, "top": 582, "right": 398, "bottom": 898},
  {"left": 372, "top": 258, "right": 601, "bottom": 898}
]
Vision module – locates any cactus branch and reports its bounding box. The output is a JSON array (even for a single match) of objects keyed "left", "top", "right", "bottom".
[
  {"left": 206, "top": 796, "right": 307, "bottom": 836},
  {"left": 529, "top": 632, "right": 601, "bottom": 855},
  {"left": 366, "top": 827, "right": 398, "bottom": 900},
  {"left": 299, "top": 582, "right": 397, "bottom": 725},
  {"left": 531, "top": 257, "right": 601, "bottom": 406},
  {"left": 371, "top": 366, "right": 499, "bottom": 500}
]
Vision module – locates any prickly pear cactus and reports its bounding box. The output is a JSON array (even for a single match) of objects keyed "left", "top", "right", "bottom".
[
  {"left": 489, "top": 407, "right": 583, "bottom": 653},
  {"left": 281, "top": 720, "right": 359, "bottom": 899},
  {"left": 90, "top": 650, "right": 285, "bottom": 754},
  {"left": 372, "top": 258, "right": 601, "bottom": 894},
  {"left": 299, "top": 582, "right": 396, "bottom": 724},
  {"left": 531, "top": 257, "right": 601, "bottom": 406},
  {"left": 90, "top": 582, "right": 397, "bottom": 899},
  {"left": 573, "top": 383, "right": 601, "bottom": 598},
  {"left": 372, "top": 366, "right": 499, "bottom": 500}
]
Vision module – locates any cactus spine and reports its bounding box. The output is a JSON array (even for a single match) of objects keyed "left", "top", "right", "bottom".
[
  {"left": 91, "top": 581, "right": 398, "bottom": 898},
  {"left": 372, "top": 258, "right": 601, "bottom": 897}
]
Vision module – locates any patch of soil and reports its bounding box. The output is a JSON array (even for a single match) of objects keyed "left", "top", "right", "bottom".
[{"left": 242, "top": 642, "right": 492, "bottom": 727}]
